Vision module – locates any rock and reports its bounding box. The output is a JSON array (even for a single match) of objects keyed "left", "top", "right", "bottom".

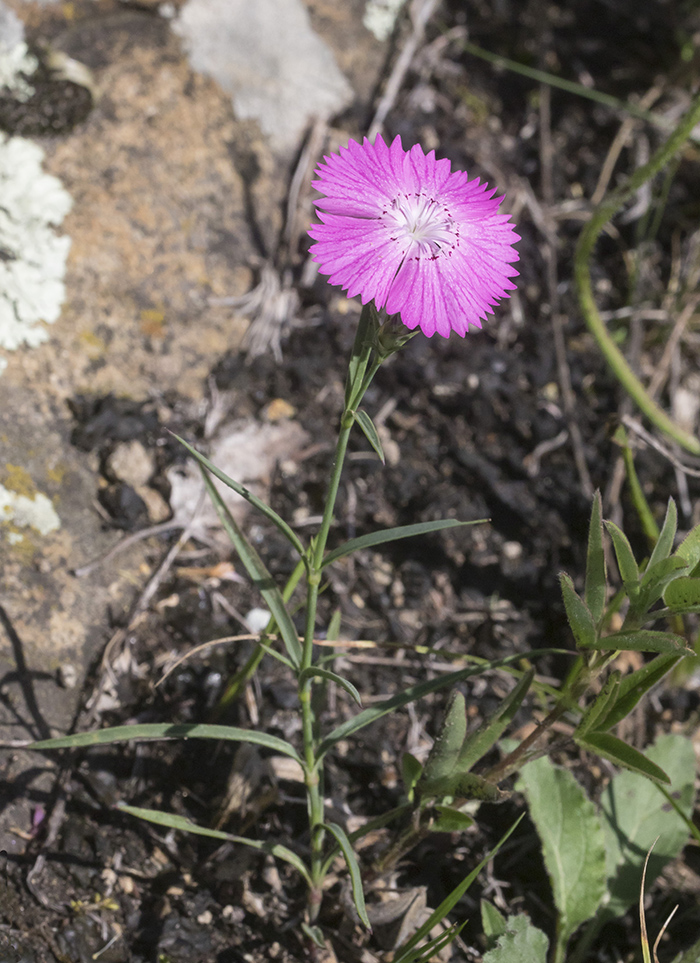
[{"left": 106, "top": 439, "right": 155, "bottom": 489}]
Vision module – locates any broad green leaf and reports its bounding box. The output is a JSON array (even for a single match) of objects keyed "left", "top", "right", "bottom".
[
  {"left": 576, "top": 732, "right": 670, "bottom": 783},
  {"left": 457, "top": 669, "right": 534, "bottom": 772},
  {"left": 298, "top": 667, "right": 362, "bottom": 706},
  {"left": 397, "top": 815, "right": 524, "bottom": 961},
  {"left": 355, "top": 408, "right": 385, "bottom": 463},
  {"left": 647, "top": 498, "right": 677, "bottom": 568},
  {"left": 675, "top": 522, "right": 700, "bottom": 571},
  {"left": 635, "top": 555, "right": 689, "bottom": 615},
  {"left": 431, "top": 805, "right": 474, "bottom": 833},
  {"left": 585, "top": 491, "right": 607, "bottom": 623},
  {"left": 576, "top": 671, "right": 621, "bottom": 737},
  {"left": 200, "top": 468, "right": 302, "bottom": 666},
  {"left": 481, "top": 900, "right": 507, "bottom": 942},
  {"left": 30, "top": 722, "right": 302, "bottom": 762},
  {"left": 171, "top": 432, "right": 306, "bottom": 559},
  {"left": 482, "top": 915, "right": 549, "bottom": 963},
  {"left": 664, "top": 576, "right": 700, "bottom": 610},
  {"left": 401, "top": 752, "right": 423, "bottom": 801},
  {"left": 317, "top": 651, "right": 553, "bottom": 762},
  {"left": 599, "top": 733, "right": 695, "bottom": 921},
  {"left": 421, "top": 691, "right": 467, "bottom": 785},
  {"left": 604, "top": 521, "right": 640, "bottom": 597},
  {"left": 323, "top": 519, "right": 484, "bottom": 568},
  {"left": 323, "top": 822, "right": 370, "bottom": 929},
  {"left": 597, "top": 629, "right": 689, "bottom": 654},
  {"left": 596, "top": 652, "right": 681, "bottom": 730},
  {"left": 560, "top": 574, "right": 597, "bottom": 648},
  {"left": 117, "top": 803, "right": 311, "bottom": 884},
  {"left": 517, "top": 757, "right": 606, "bottom": 960}
]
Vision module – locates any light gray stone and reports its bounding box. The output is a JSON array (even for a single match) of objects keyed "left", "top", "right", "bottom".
[{"left": 173, "top": 0, "right": 353, "bottom": 152}]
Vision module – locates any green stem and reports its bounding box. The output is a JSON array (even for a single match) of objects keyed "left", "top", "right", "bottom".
[{"left": 575, "top": 90, "right": 700, "bottom": 455}]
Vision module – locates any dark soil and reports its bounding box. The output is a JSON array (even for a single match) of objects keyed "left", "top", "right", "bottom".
[{"left": 3, "top": 1, "right": 700, "bottom": 961}]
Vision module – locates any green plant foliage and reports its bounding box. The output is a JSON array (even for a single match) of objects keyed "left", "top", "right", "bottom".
[
  {"left": 517, "top": 757, "right": 606, "bottom": 962},
  {"left": 457, "top": 669, "right": 534, "bottom": 772},
  {"left": 599, "top": 733, "right": 695, "bottom": 921},
  {"left": 595, "top": 653, "right": 681, "bottom": 730},
  {"left": 559, "top": 574, "right": 597, "bottom": 648},
  {"left": 664, "top": 576, "right": 700, "bottom": 611},
  {"left": 647, "top": 498, "right": 678, "bottom": 568},
  {"left": 481, "top": 899, "right": 507, "bottom": 943},
  {"left": 322, "top": 518, "right": 484, "bottom": 567},
  {"left": 594, "top": 630, "right": 688, "bottom": 654},
  {"left": 584, "top": 491, "right": 607, "bottom": 623},
  {"left": 604, "top": 521, "right": 640, "bottom": 596},
  {"left": 672, "top": 936, "right": 700, "bottom": 963},
  {"left": 355, "top": 408, "right": 385, "bottom": 462},
  {"left": 482, "top": 914, "right": 549, "bottom": 963},
  {"left": 430, "top": 805, "right": 474, "bottom": 832},
  {"left": 323, "top": 822, "right": 370, "bottom": 929},
  {"left": 575, "top": 732, "right": 671, "bottom": 783}
]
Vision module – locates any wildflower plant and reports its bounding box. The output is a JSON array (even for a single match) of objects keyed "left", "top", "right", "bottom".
[{"left": 32, "top": 131, "right": 699, "bottom": 959}]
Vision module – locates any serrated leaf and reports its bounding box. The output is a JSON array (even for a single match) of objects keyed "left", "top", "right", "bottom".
[
  {"left": 576, "top": 732, "right": 670, "bottom": 783},
  {"left": 481, "top": 900, "right": 507, "bottom": 942},
  {"left": 298, "top": 667, "right": 361, "bottom": 706},
  {"left": 648, "top": 498, "right": 678, "bottom": 568},
  {"left": 457, "top": 669, "right": 534, "bottom": 772},
  {"left": 560, "top": 574, "right": 597, "bottom": 648},
  {"left": 675, "top": 523, "right": 700, "bottom": 571},
  {"left": 355, "top": 408, "right": 385, "bottom": 463},
  {"left": 199, "top": 467, "right": 302, "bottom": 666},
  {"left": 596, "top": 652, "right": 680, "bottom": 730},
  {"left": 585, "top": 491, "right": 607, "bottom": 623},
  {"left": 29, "top": 722, "right": 302, "bottom": 761},
  {"left": 517, "top": 757, "right": 606, "bottom": 959},
  {"left": 323, "top": 519, "right": 484, "bottom": 568},
  {"left": 482, "top": 915, "right": 549, "bottom": 963},
  {"left": 664, "top": 576, "right": 700, "bottom": 610},
  {"left": 323, "top": 822, "right": 370, "bottom": 929},
  {"left": 604, "top": 521, "right": 640, "bottom": 597},
  {"left": 577, "top": 671, "right": 621, "bottom": 737},
  {"left": 598, "top": 629, "right": 689, "bottom": 654},
  {"left": 117, "top": 803, "right": 311, "bottom": 884},
  {"left": 171, "top": 432, "right": 306, "bottom": 559},
  {"left": 600, "top": 733, "right": 695, "bottom": 921},
  {"left": 432, "top": 805, "right": 475, "bottom": 833}
]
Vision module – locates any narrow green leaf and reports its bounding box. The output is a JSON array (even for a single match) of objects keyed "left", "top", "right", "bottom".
[
  {"left": 30, "top": 722, "right": 302, "bottom": 762},
  {"left": 560, "top": 574, "right": 597, "bottom": 649},
  {"left": 300, "top": 923, "right": 326, "bottom": 949},
  {"left": 345, "top": 300, "right": 379, "bottom": 408},
  {"left": 397, "top": 815, "right": 525, "bottom": 960},
  {"left": 584, "top": 491, "right": 607, "bottom": 623},
  {"left": 598, "top": 629, "right": 689, "bottom": 654},
  {"left": 481, "top": 900, "right": 507, "bottom": 942},
  {"left": 317, "top": 651, "right": 551, "bottom": 761},
  {"left": 604, "top": 521, "right": 640, "bottom": 596},
  {"left": 421, "top": 770, "right": 503, "bottom": 803},
  {"left": 647, "top": 498, "right": 678, "bottom": 568},
  {"left": 675, "top": 522, "right": 700, "bottom": 570},
  {"left": 394, "top": 924, "right": 463, "bottom": 963},
  {"left": 457, "top": 668, "right": 534, "bottom": 772},
  {"left": 117, "top": 803, "right": 311, "bottom": 884},
  {"left": 355, "top": 408, "right": 385, "bottom": 463},
  {"left": 600, "top": 733, "right": 695, "bottom": 921},
  {"left": 323, "top": 519, "right": 485, "bottom": 568},
  {"left": 664, "top": 576, "right": 700, "bottom": 610},
  {"left": 635, "top": 555, "right": 689, "bottom": 615},
  {"left": 171, "top": 432, "right": 306, "bottom": 559},
  {"left": 401, "top": 752, "right": 423, "bottom": 800},
  {"left": 596, "top": 652, "right": 681, "bottom": 731},
  {"left": 482, "top": 915, "right": 549, "bottom": 963},
  {"left": 517, "top": 757, "right": 606, "bottom": 958},
  {"left": 431, "top": 805, "right": 474, "bottom": 833},
  {"left": 576, "top": 671, "right": 621, "bottom": 737},
  {"left": 199, "top": 468, "right": 302, "bottom": 667},
  {"left": 421, "top": 691, "right": 467, "bottom": 785},
  {"left": 298, "top": 666, "right": 362, "bottom": 706},
  {"left": 575, "top": 732, "right": 670, "bottom": 783},
  {"left": 323, "top": 822, "right": 370, "bottom": 929}
]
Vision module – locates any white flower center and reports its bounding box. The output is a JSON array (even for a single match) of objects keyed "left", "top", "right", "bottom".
[{"left": 385, "top": 192, "right": 458, "bottom": 258}]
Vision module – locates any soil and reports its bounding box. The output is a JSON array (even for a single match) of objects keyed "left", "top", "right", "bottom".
[{"left": 2, "top": 1, "right": 700, "bottom": 962}]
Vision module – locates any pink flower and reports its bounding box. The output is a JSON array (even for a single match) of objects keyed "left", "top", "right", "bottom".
[{"left": 308, "top": 135, "right": 520, "bottom": 338}]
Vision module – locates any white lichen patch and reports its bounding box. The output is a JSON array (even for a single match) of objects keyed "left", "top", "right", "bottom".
[
  {"left": 363, "top": 0, "right": 407, "bottom": 41},
  {"left": 0, "top": 483, "right": 61, "bottom": 539},
  {"left": 0, "top": 134, "right": 72, "bottom": 356}
]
